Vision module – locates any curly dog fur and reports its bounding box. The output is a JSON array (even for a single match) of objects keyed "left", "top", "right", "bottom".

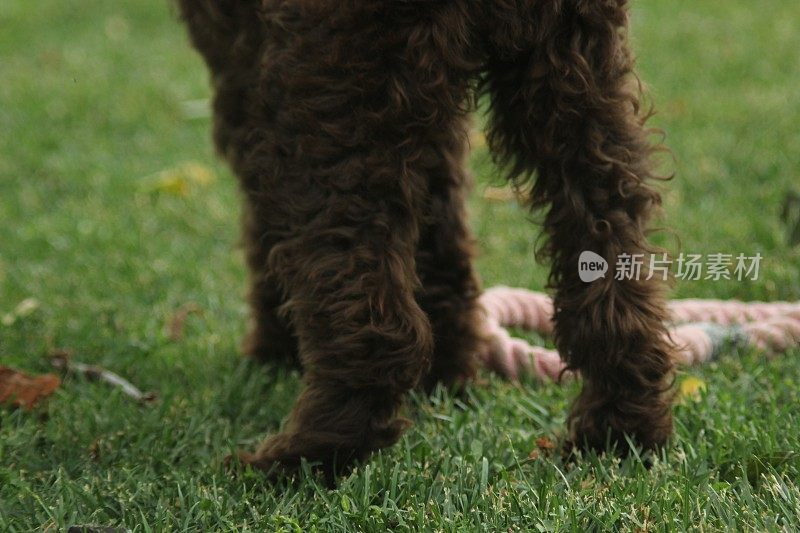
[{"left": 177, "top": 0, "right": 676, "bottom": 481}]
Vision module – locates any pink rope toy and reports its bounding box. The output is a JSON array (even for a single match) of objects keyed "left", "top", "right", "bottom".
[{"left": 478, "top": 286, "right": 800, "bottom": 382}]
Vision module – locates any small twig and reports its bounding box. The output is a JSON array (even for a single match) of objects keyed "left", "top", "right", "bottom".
[{"left": 51, "top": 352, "right": 156, "bottom": 403}]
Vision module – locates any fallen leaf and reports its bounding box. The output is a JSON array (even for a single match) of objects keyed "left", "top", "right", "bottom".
[
  {"left": 0, "top": 366, "right": 61, "bottom": 410},
  {"left": 151, "top": 173, "right": 190, "bottom": 196},
  {"left": 2, "top": 297, "right": 41, "bottom": 326},
  {"left": 181, "top": 162, "right": 215, "bottom": 186},
  {"left": 167, "top": 303, "right": 204, "bottom": 341},
  {"left": 88, "top": 437, "right": 102, "bottom": 462},
  {"left": 679, "top": 376, "right": 706, "bottom": 400},
  {"left": 482, "top": 186, "right": 518, "bottom": 202},
  {"left": 536, "top": 436, "right": 556, "bottom": 451},
  {"left": 527, "top": 449, "right": 540, "bottom": 460},
  {"left": 469, "top": 129, "right": 486, "bottom": 149},
  {"left": 140, "top": 162, "right": 216, "bottom": 197}
]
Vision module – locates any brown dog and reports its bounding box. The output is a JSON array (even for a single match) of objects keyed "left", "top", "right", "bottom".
[{"left": 177, "top": 0, "right": 675, "bottom": 481}]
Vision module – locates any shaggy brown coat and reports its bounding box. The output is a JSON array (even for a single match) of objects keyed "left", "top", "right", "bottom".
[{"left": 177, "top": 0, "right": 675, "bottom": 482}]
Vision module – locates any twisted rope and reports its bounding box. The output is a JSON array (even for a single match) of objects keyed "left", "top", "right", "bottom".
[{"left": 479, "top": 286, "right": 800, "bottom": 381}]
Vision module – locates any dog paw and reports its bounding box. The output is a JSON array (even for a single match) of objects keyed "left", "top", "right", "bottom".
[
  {"left": 225, "top": 435, "right": 358, "bottom": 487},
  {"left": 225, "top": 449, "right": 304, "bottom": 481},
  {"left": 225, "top": 447, "right": 340, "bottom": 487},
  {"left": 566, "top": 389, "right": 673, "bottom": 457}
]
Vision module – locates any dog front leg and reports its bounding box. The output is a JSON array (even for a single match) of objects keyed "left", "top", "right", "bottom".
[{"left": 481, "top": 0, "right": 675, "bottom": 452}]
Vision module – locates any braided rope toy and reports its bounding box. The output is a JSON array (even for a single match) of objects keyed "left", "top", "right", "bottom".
[{"left": 479, "top": 286, "right": 800, "bottom": 381}]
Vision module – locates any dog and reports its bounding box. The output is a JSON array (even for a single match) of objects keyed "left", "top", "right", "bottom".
[{"left": 177, "top": 0, "right": 675, "bottom": 481}]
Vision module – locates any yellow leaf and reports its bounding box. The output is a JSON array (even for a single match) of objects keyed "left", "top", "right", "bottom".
[
  {"left": 2, "top": 298, "right": 41, "bottom": 326},
  {"left": 182, "top": 162, "right": 216, "bottom": 186},
  {"left": 469, "top": 129, "right": 486, "bottom": 149},
  {"left": 152, "top": 174, "right": 190, "bottom": 196},
  {"left": 679, "top": 376, "right": 706, "bottom": 400},
  {"left": 14, "top": 298, "right": 40, "bottom": 317},
  {"left": 482, "top": 186, "right": 519, "bottom": 202},
  {"left": 141, "top": 162, "right": 216, "bottom": 197}
]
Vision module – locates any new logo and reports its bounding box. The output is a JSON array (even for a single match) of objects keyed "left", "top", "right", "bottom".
[{"left": 578, "top": 251, "right": 608, "bottom": 283}]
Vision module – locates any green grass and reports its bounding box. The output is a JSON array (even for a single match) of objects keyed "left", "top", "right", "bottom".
[{"left": 1, "top": 0, "right": 799, "bottom": 530}]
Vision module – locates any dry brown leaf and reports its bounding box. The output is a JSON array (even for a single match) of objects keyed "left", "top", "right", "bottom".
[
  {"left": 525, "top": 436, "right": 557, "bottom": 461},
  {"left": 482, "top": 186, "right": 518, "bottom": 202},
  {"left": 535, "top": 436, "right": 556, "bottom": 451},
  {"left": 469, "top": 129, "right": 486, "bottom": 149},
  {"left": 167, "top": 303, "right": 204, "bottom": 341},
  {"left": 0, "top": 366, "right": 61, "bottom": 410},
  {"left": 88, "top": 437, "right": 102, "bottom": 462}
]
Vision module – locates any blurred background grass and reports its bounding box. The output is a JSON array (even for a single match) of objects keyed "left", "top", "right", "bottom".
[{"left": 1, "top": 0, "right": 799, "bottom": 530}]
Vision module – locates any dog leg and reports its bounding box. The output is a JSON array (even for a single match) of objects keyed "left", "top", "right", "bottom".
[
  {"left": 241, "top": 192, "right": 434, "bottom": 482},
  {"left": 239, "top": 204, "right": 299, "bottom": 367},
  {"left": 482, "top": 0, "right": 675, "bottom": 452},
  {"left": 417, "top": 130, "right": 485, "bottom": 391},
  {"left": 176, "top": 0, "right": 263, "bottom": 167},
  {"left": 178, "top": 1, "right": 297, "bottom": 365}
]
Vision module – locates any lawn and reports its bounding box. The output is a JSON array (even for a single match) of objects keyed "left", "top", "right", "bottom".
[{"left": 1, "top": 0, "right": 799, "bottom": 530}]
